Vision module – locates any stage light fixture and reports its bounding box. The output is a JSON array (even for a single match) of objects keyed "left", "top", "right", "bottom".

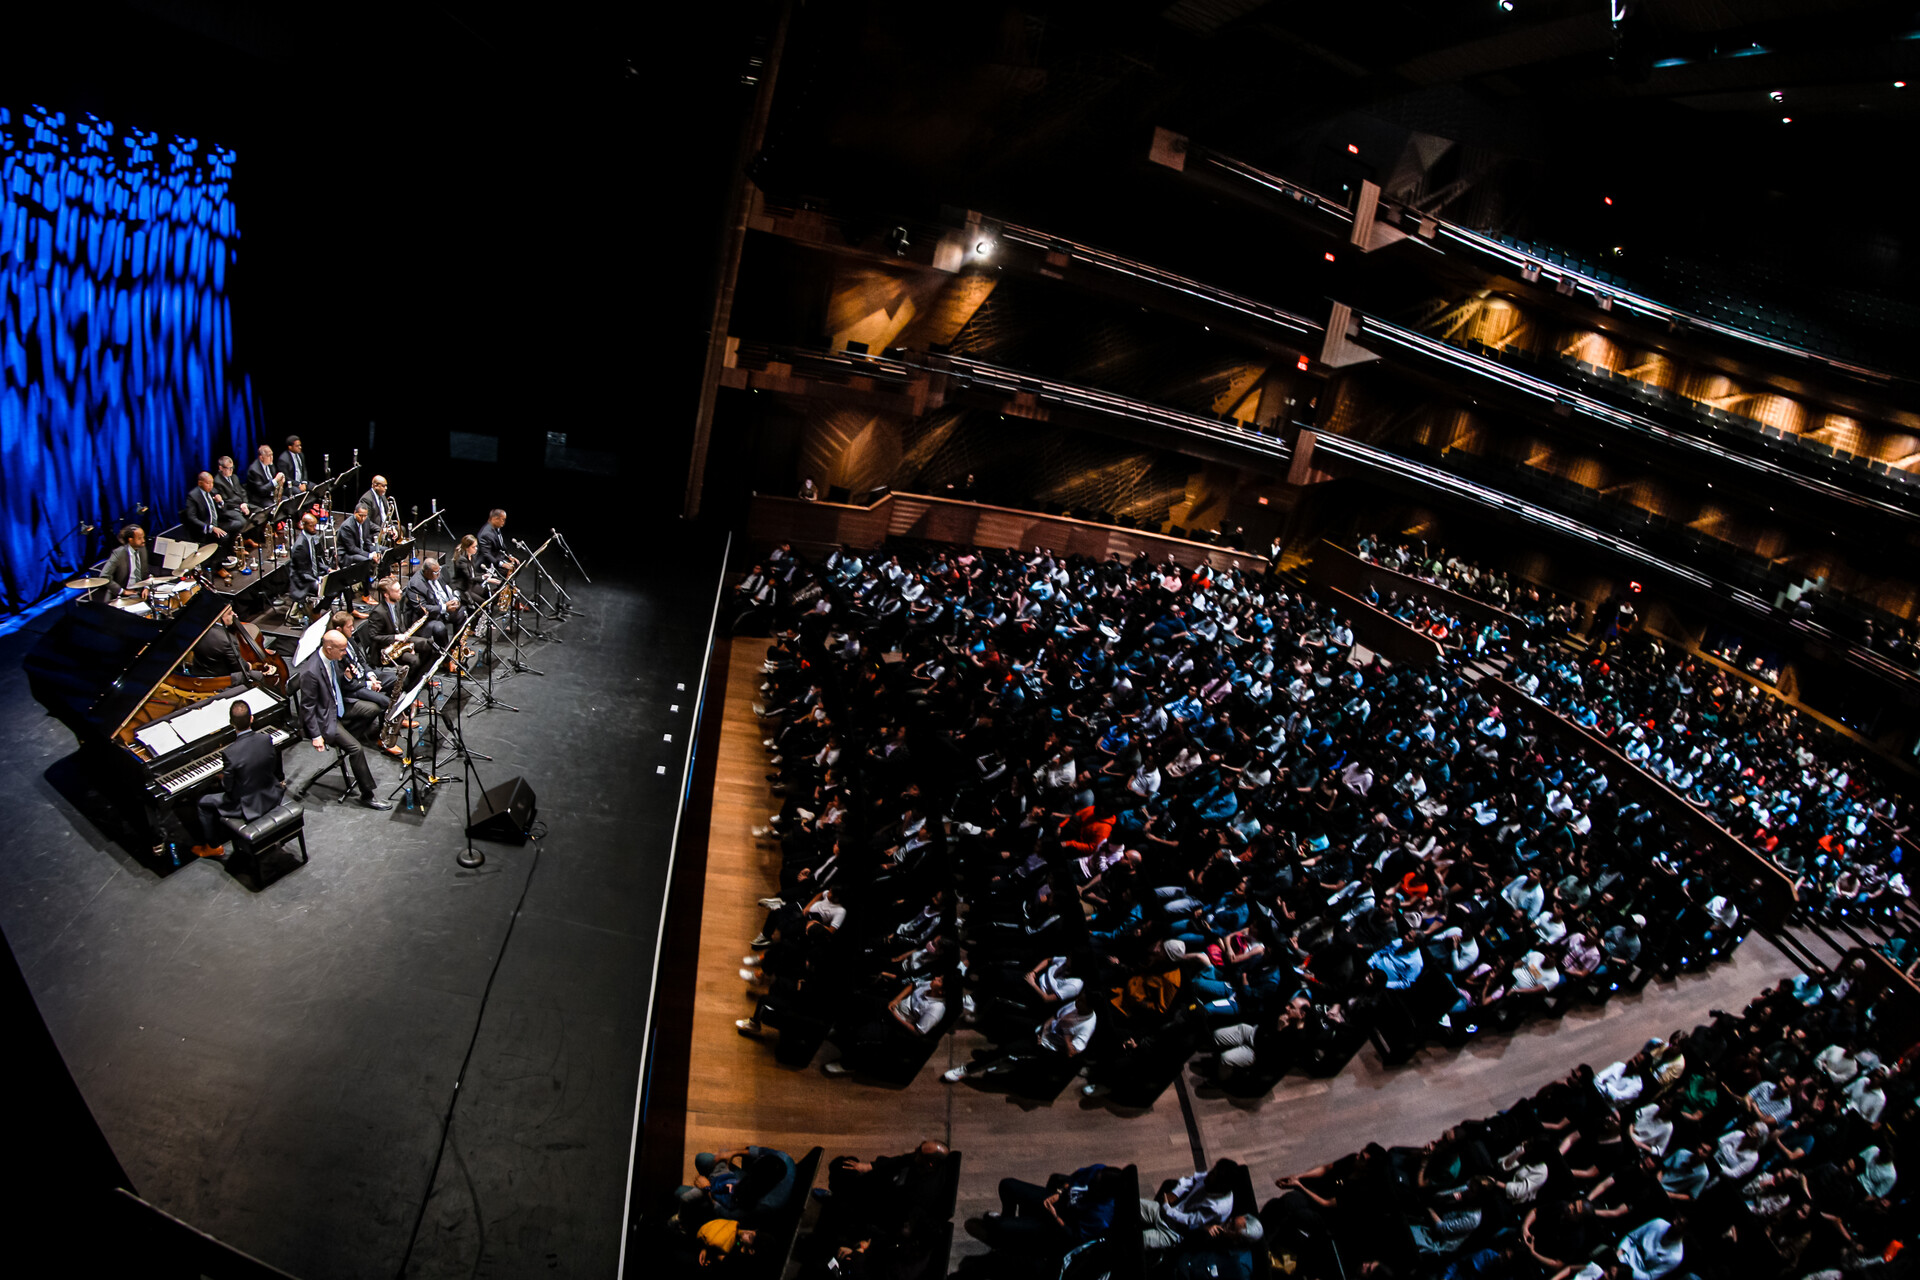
[
  {"left": 1770, "top": 90, "right": 1784, "bottom": 102},
  {"left": 1782, "top": 116, "right": 1792, "bottom": 123},
  {"left": 1498, "top": 0, "right": 1513, "bottom": 10},
  {"left": 975, "top": 239, "right": 996, "bottom": 256},
  {"left": 1897, "top": 80, "right": 1908, "bottom": 88},
  {"left": 1296, "top": 355, "right": 1310, "bottom": 370},
  {"left": 1347, "top": 143, "right": 1359, "bottom": 154},
  {"left": 1323, "top": 251, "right": 1336, "bottom": 262}
]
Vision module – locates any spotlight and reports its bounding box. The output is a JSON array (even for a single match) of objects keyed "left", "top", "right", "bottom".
[
  {"left": 974, "top": 239, "right": 996, "bottom": 256},
  {"left": 1897, "top": 80, "right": 1907, "bottom": 88},
  {"left": 1498, "top": 0, "right": 1513, "bottom": 9},
  {"left": 1604, "top": 195, "right": 1613, "bottom": 205},
  {"left": 1612, "top": 246, "right": 1625, "bottom": 256},
  {"left": 1770, "top": 90, "right": 1784, "bottom": 102},
  {"left": 1781, "top": 116, "right": 1792, "bottom": 123},
  {"left": 1347, "top": 143, "right": 1359, "bottom": 154},
  {"left": 1296, "top": 354, "right": 1310, "bottom": 371},
  {"left": 1323, "top": 251, "right": 1336, "bottom": 262}
]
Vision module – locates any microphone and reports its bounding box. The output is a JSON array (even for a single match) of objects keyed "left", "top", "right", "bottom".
[{"left": 513, "top": 538, "right": 531, "bottom": 551}]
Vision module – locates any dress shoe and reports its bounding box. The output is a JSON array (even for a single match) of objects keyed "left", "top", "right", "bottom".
[
  {"left": 359, "top": 797, "right": 393, "bottom": 811},
  {"left": 379, "top": 744, "right": 404, "bottom": 758},
  {"left": 190, "top": 844, "right": 225, "bottom": 859}
]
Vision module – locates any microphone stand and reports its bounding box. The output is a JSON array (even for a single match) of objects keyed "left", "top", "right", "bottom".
[
  {"left": 512, "top": 539, "right": 562, "bottom": 643},
  {"left": 436, "top": 621, "right": 492, "bottom": 766},
  {"left": 465, "top": 574, "right": 522, "bottom": 715},
  {"left": 494, "top": 546, "right": 549, "bottom": 674},
  {"left": 547, "top": 527, "right": 586, "bottom": 622}
]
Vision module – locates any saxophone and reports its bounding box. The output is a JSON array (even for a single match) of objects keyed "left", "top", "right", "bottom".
[{"left": 383, "top": 612, "right": 429, "bottom": 662}]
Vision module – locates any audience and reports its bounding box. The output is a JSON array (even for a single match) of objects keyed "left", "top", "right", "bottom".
[
  {"left": 730, "top": 541, "right": 1760, "bottom": 1101},
  {"left": 1510, "top": 642, "right": 1912, "bottom": 927}
]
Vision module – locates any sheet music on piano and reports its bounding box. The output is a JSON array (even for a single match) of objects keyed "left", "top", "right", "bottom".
[{"left": 134, "top": 686, "right": 282, "bottom": 758}]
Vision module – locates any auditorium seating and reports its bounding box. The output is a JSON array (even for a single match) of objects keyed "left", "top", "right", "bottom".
[{"left": 730, "top": 541, "right": 1760, "bottom": 1105}]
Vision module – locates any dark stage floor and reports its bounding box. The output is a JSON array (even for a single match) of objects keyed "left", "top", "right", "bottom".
[{"left": 0, "top": 522, "right": 728, "bottom": 1278}]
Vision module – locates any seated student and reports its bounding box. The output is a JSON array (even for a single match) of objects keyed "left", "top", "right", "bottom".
[
  {"left": 986, "top": 1163, "right": 1127, "bottom": 1256},
  {"left": 821, "top": 974, "right": 950, "bottom": 1077}
]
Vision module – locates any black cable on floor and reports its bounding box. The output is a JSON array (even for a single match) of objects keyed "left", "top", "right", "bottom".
[{"left": 393, "top": 831, "right": 546, "bottom": 1279}]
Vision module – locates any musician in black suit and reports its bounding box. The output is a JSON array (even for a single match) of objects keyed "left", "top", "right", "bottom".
[
  {"left": 449, "top": 534, "right": 492, "bottom": 608},
  {"left": 296, "top": 630, "right": 391, "bottom": 809},
  {"left": 182, "top": 472, "right": 232, "bottom": 554},
  {"left": 211, "top": 455, "right": 251, "bottom": 540},
  {"left": 276, "top": 434, "right": 310, "bottom": 495},
  {"left": 193, "top": 605, "right": 264, "bottom": 685},
  {"left": 476, "top": 509, "right": 517, "bottom": 574},
  {"left": 359, "top": 581, "right": 429, "bottom": 691},
  {"left": 190, "top": 699, "right": 289, "bottom": 856},
  {"left": 105, "top": 525, "right": 150, "bottom": 597},
  {"left": 337, "top": 505, "right": 379, "bottom": 569},
  {"left": 245, "top": 444, "right": 283, "bottom": 506},
  {"left": 359, "top": 476, "right": 398, "bottom": 538},
  {"left": 405, "top": 557, "right": 462, "bottom": 647},
  {"left": 289, "top": 512, "right": 329, "bottom": 601}
]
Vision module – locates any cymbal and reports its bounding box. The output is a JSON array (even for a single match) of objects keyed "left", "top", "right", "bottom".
[
  {"left": 178, "top": 543, "right": 222, "bottom": 571},
  {"left": 65, "top": 577, "right": 111, "bottom": 589}
]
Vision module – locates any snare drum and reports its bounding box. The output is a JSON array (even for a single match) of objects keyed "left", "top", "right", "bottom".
[{"left": 149, "top": 580, "right": 198, "bottom": 616}]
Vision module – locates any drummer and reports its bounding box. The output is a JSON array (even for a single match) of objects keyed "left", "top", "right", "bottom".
[{"left": 105, "top": 525, "right": 151, "bottom": 599}]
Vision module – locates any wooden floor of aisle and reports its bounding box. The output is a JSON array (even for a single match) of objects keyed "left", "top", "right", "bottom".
[{"left": 683, "top": 643, "right": 1803, "bottom": 1271}]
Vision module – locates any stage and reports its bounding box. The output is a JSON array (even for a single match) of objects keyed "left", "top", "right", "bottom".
[{"left": 0, "top": 521, "right": 727, "bottom": 1278}]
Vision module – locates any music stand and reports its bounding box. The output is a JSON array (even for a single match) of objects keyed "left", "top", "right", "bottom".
[
  {"left": 385, "top": 656, "right": 443, "bottom": 812},
  {"left": 376, "top": 542, "right": 414, "bottom": 581}
]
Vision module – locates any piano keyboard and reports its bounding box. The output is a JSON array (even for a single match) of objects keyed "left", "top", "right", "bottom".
[{"left": 155, "top": 727, "right": 294, "bottom": 796}]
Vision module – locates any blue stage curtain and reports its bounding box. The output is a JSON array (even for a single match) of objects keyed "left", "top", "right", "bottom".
[{"left": 1, "top": 105, "right": 254, "bottom": 610}]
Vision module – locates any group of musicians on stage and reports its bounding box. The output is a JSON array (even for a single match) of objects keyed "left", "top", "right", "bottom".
[
  {"left": 102, "top": 432, "right": 522, "bottom": 610},
  {"left": 182, "top": 524, "right": 527, "bottom": 849}
]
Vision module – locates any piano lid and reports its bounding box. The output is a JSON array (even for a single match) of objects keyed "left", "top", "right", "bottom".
[{"left": 24, "top": 589, "right": 230, "bottom": 744}]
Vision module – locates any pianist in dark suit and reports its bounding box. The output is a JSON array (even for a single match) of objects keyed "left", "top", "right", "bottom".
[
  {"left": 276, "top": 434, "right": 310, "bottom": 495},
  {"left": 405, "top": 557, "right": 462, "bottom": 648},
  {"left": 246, "top": 444, "right": 283, "bottom": 506},
  {"left": 289, "top": 513, "right": 329, "bottom": 601},
  {"left": 297, "top": 630, "right": 390, "bottom": 809},
  {"left": 105, "top": 525, "right": 150, "bottom": 596},
  {"left": 191, "top": 700, "right": 288, "bottom": 856},
  {"left": 182, "top": 472, "right": 232, "bottom": 558},
  {"left": 336, "top": 505, "right": 379, "bottom": 569}
]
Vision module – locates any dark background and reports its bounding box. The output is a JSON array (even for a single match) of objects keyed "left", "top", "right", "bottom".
[{"left": 2, "top": 0, "right": 769, "bottom": 547}]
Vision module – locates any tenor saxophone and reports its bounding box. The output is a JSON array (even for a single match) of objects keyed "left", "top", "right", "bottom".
[{"left": 384, "top": 612, "right": 429, "bottom": 662}]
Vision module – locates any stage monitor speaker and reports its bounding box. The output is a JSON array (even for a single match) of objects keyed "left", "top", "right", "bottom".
[{"left": 467, "top": 776, "right": 537, "bottom": 845}]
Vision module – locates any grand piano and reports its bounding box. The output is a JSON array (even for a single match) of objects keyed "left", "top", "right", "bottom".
[{"left": 25, "top": 590, "right": 293, "bottom": 857}]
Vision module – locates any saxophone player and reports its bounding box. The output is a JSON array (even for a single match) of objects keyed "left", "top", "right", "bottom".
[{"left": 361, "top": 578, "right": 430, "bottom": 690}]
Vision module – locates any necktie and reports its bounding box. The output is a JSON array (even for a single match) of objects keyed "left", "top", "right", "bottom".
[
  {"left": 204, "top": 490, "right": 216, "bottom": 524},
  {"left": 389, "top": 603, "right": 398, "bottom": 630},
  {"left": 326, "top": 658, "right": 344, "bottom": 716}
]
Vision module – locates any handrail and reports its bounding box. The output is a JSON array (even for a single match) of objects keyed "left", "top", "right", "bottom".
[
  {"left": 1354, "top": 313, "right": 1920, "bottom": 522},
  {"left": 1179, "top": 139, "right": 1913, "bottom": 390},
  {"left": 996, "top": 220, "right": 1323, "bottom": 337},
  {"left": 734, "top": 341, "right": 1295, "bottom": 464}
]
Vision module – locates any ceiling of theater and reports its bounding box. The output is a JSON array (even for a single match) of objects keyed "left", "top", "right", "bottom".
[{"left": 748, "top": 0, "right": 1919, "bottom": 308}]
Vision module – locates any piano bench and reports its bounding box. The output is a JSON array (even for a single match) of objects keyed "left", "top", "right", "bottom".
[{"left": 227, "top": 801, "right": 309, "bottom": 883}]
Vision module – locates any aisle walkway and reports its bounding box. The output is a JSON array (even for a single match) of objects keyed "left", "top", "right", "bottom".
[{"left": 685, "top": 643, "right": 1802, "bottom": 1271}]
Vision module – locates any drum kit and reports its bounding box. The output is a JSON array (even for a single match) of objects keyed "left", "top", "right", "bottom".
[{"left": 81, "top": 542, "right": 223, "bottom": 617}]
